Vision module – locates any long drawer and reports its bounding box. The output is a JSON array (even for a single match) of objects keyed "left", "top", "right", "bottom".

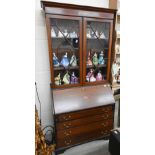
[
  {"left": 56, "top": 111, "right": 113, "bottom": 130},
  {"left": 56, "top": 119, "right": 113, "bottom": 140},
  {"left": 56, "top": 105, "right": 112, "bottom": 122},
  {"left": 56, "top": 126, "right": 112, "bottom": 148}
]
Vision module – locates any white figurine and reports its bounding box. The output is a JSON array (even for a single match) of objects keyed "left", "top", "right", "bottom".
[
  {"left": 51, "top": 27, "right": 56, "bottom": 37},
  {"left": 64, "top": 29, "right": 68, "bottom": 37},
  {"left": 87, "top": 29, "right": 91, "bottom": 38},
  {"left": 100, "top": 31, "right": 106, "bottom": 39},
  {"left": 58, "top": 31, "right": 63, "bottom": 38}
]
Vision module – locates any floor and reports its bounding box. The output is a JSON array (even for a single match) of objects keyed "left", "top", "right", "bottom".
[{"left": 58, "top": 140, "right": 110, "bottom": 155}]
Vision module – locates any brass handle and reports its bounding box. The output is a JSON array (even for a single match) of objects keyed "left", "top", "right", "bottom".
[
  {"left": 101, "top": 123, "right": 107, "bottom": 127},
  {"left": 64, "top": 123, "right": 71, "bottom": 128},
  {"left": 65, "top": 139, "right": 71, "bottom": 145},
  {"left": 102, "top": 114, "right": 109, "bottom": 119},
  {"left": 64, "top": 130, "right": 72, "bottom": 136},
  {"left": 63, "top": 115, "right": 71, "bottom": 120}
]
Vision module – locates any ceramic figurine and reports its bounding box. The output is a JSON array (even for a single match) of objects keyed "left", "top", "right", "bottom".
[
  {"left": 63, "top": 71, "right": 70, "bottom": 84},
  {"left": 54, "top": 73, "right": 61, "bottom": 85},
  {"left": 90, "top": 74, "right": 96, "bottom": 82},
  {"left": 98, "top": 51, "right": 104, "bottom": 65},
  {"left": 73, "top": 38, "right": 79, "bottom": 48},
  {"left": 86, "top": 69, "right": 93, "bottom": 82},
  {"left": 51, "top": 27, "right": 56, "bottom": 37},
  {"left": 86, "top": 69, "right": 96, "bottom": 82},
  {"left": 72, "top": 31, "right": 78, "bottom": 38},
  {"left": 93, "top": 52, "right": 98, "bottom": 66},
  {"left": 87, "top": 29, "right": 91, "bottom": 38},
  {"left": 71, "top": 72, "right": 79, "bottom": 84},
  {"left": 61, "top": 52, "right": 69, "bottom": 67},
  {"left": 53, "top": 52, "right": 59, "bottom": 67},
  {"left": 70, "top": 54, "right": 77, "bottom": 67},
  {"left": 100, "top": 31, "right": 106, "bottom": 39},
  {"left": 64, "top": 29, "right": 68, "bottom": 37},
  {"left": 96, "top": 71, "right": 103, "bottom": 81},
  {"left": 87, "top": 51, "right": 92, "bottom": 66},
  {"left": 58, "top": 30, "right": 63, "bottom": 38}
]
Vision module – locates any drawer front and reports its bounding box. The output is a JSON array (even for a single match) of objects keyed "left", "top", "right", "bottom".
[
  {"left": 56, "top": 105, "right": 112, "bottom": 122},
  {"left": 56, "top": 119, "right": 113, "bottom": 140},
  {"left": 56, "top": 112, "right": 113, "bottom": 130},
  {"left": 56, "top": 126, "right": 112, "bottom": 148}
]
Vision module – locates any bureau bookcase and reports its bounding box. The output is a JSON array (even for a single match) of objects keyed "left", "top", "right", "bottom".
[{"left": 41, "top": 1, "right": 116, "bottom": 154}]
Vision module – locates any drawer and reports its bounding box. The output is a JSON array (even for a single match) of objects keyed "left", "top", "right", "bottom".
[
  {"left": 56, "top": 126, "right": 112, "bottom": 148},
  {"left": 56, "top": 105, "right": 112, "bottom": 122},
  {"left": 56, "top": 112, "right": 113, "bottom": 130},
  {"left": 56, "top": 119, "right": 113, "bottom": 140}
]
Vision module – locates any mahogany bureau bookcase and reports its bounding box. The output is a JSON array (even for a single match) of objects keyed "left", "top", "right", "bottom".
[{"left": 41, "top": 1, "right": 116, "bottom": 154}]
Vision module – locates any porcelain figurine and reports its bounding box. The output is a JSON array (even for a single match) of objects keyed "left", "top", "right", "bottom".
[
  {"left": 93, "top": 52, "right": 98, "bottom": 66},
  {"left": 87, "top": 51, "right": 92, "bottom": 66},
  {"left": 54, "top": 73, "right": 61, "bottom": 85},
  {"left": 53, "top": 52, "right": 59, "bottom": 67},
  {"left": 64, "top": 29, "right": 68, "bottom": 37},
  {"left": 96, "top": 71, "right": 103, "bottom": 81},
  {"left": 63, "top": 71, "right": 70, "bottom": 84},
  {"left": 90, "top": 74, "right": 96, "bottom": 82},
  {"left": 70, "top": 54, "right": 77, "bottom": 67},
  {"left": 86, "top": 69, "right": 96, "bottom": 82},
  {"left": 58, "top": 30, "right": 63, "bottom": 38},
  {"left": 61, "top": 52, "right": 69, "bottom": 67},
  {"left": 71, "top": 72, "right": 79, "bottom": 84},
  {"left": 87, "top": 29, "right": 91, "bottom": 38},
  {"left": 100, "top": 31, "right": 106, "bottom": 39},
  {"left": 98, "top": 51, "right": 104, "bottom": 65},
  {"left": 86, "top": 69, "right": 93, "bottom": 82},
  {"left": 51, "top": 27, "right": 56, "bottom": 37}
]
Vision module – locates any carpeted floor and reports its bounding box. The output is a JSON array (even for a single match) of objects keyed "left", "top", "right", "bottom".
[{"left": 58, "top": 140, "right": 110, "bottom": 155}]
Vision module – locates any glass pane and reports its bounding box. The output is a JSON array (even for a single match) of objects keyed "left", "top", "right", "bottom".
[
  {"left": 50, "top": 18, "right": 80, "bottom": 86},
  {"left": 86, "top": 20, "right": 110, "bottom": 83}
]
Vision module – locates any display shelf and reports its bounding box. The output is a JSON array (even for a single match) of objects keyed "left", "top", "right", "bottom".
[{"left": 54, "top": 66, "right": 79, "bottom": 70}]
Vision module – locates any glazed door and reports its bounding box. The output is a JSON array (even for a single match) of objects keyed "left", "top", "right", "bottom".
[
  {"left": 46, "top": 15, "right": 82, "bottom": 88},
  {"left": 83, "top": 18, "right": 113, "bottom": 85}
]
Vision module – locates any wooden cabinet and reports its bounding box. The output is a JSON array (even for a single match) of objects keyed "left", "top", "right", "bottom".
[
  {"left": 41, "top": 1, "right": 116, "bottom": 154},
  {"left": 52, "top": 85, "right": 115, "bottom": 154},
  {"left": 41, "top": 1, "right": 116, "bottom": 89}
]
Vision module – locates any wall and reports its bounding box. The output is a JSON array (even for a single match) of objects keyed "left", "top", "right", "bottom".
[{"left": 35, "top": 0, "right": 109, "bottom": 128}]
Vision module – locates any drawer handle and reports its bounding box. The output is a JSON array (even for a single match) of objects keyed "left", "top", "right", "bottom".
[
  {"left": 63, "top": 115, "right": 71, "bottom": 120},
  {"left": 65, "top": 139, "right": 71, "bottom": 145},
  {"left": 102, "top": 114, "right": 109, "bottom": 119},
  {"left": 101, "top": 122, "right": 108, "bottom": 127},
  {"left": 64, "top": 130, "right": 72, "bottom": 136},
  {"left": 64, "top": 123, "right": 71, "bottom": 128}
]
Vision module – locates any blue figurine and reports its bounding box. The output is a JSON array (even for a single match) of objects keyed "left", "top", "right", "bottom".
[
  {"left": 61, "top": 52, "right": 69, "bottom": 67},
  {"left": 53, "top": 52, "right": 59, "bottom": 67},
  {"left": 98, "top": 51, "right": 105, "bottom": 65}
]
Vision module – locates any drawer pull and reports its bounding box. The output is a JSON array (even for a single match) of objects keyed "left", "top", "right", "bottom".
[
  {"left": 63, "top": 115, "right": 71, "bottom": 120},
  {"left": 102, "top": 114, "right": 109, "bottom": 119},
  {"left": 101, "top": 123, "right": 107, "bottom": 127},
  {"left": 64, "top": 123, "right": 71, "bottom": 128},
  {"left": 64, "top": 130, "right": 72, "bottom": 136},
  {"left": 65, "top": 139, "right": 71, "bottom": 145}
]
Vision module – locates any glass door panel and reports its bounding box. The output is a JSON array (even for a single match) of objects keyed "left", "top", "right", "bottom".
[
  {"left": 84, "top": 18, "right": 112, "bottom": 84},
  {"left": 49, "top": 16, "right": 82, "bottom": 88}
]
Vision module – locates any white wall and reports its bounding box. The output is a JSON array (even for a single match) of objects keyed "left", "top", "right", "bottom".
[{"left": 35, "top": 0, "right": 109, "bottom": 128}]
